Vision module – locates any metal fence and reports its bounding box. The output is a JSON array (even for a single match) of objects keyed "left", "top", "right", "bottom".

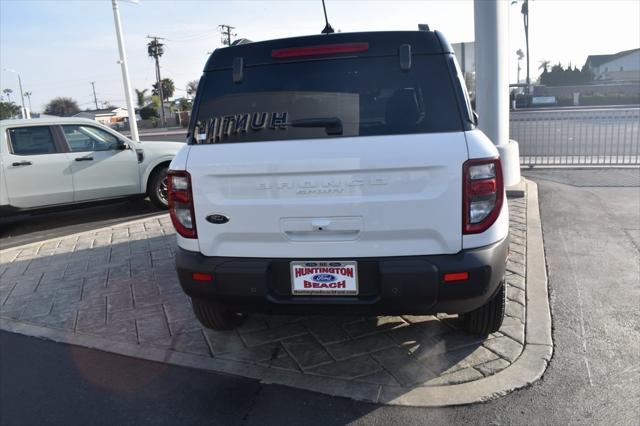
[{"left": 510, "top": 107, "right": 640, "bottom": 166}]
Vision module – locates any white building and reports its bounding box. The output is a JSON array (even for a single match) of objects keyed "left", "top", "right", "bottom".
[
  {"left": 584, "top": 48, "right": 640, "bottom": 82},
  {"left": 74, "top": 107, "right": 130, "bottom": 125}
]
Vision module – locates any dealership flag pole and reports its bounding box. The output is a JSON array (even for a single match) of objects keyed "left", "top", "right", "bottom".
[{"left": 111, "top": 0, "right": 140, "bottom": 141}]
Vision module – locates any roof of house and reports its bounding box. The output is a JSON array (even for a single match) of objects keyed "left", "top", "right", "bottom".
[
  {"left": 585, "top": 48, "right": 640, "bottom": 68},
  {"left": 74, "top": 107, "right": 127, "bottom": 116}
]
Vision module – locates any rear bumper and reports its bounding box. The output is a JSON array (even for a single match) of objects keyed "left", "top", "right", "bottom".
[{"left": 175, "top": 236, "right": 509, "bottom": 315}]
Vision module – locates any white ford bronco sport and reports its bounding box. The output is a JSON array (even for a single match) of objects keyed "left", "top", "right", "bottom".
[{"left": 169, "top": 29, "right": 509, "bottom": 335}]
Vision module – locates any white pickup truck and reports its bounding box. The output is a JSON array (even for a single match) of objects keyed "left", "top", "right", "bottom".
[
  {"left": 0, "top": 117, "right": 183, "bottom": 212},
  {"left": 169, "top": 30, "right": 509, "bottom": 335}
]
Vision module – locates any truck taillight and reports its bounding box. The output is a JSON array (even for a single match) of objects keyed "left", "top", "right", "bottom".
[
  {"left": 463, "top": 158, "right": 504, "bottom": 234},
  {"left": 168, "top": 170, "right": 197, "bottom": 239}
]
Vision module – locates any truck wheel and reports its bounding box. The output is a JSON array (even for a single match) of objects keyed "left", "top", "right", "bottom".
[
  {"left": 191, "top": 298, "right": 246, "bottom": 331},
  {"left": 148, "top": 166, "right": 169, "bottom": 209},
  {"left": 461, "top": 281, "right": 506, "bottom": 335}
]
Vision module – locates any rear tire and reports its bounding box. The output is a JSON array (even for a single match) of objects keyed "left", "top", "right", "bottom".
[
  {"left": 148, "top": 166, "right": 169, "bottom": 209},
  {"left": 191, "top": 298, "right": 246, "bottom": 331},
  {"left": 461, "top": 280, "right": 506, "bottom": 335}
]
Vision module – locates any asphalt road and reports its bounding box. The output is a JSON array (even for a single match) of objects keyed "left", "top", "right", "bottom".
[
  {"left": 1, "top": 168, "right": 638, "bottom": 425},
  {"left": 137, "top": 129, "right": 187, "bottom": 143}
]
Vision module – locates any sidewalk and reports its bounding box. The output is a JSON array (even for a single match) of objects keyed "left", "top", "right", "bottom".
[{"left": 0, "top": 181, "right": 552, "bottom": 406}]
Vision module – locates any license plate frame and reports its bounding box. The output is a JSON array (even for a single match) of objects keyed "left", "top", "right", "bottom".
[{"left": 290, "top": 261, "right": 358, "bottom": 296}]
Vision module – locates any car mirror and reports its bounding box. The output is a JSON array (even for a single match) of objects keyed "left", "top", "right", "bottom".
[
  {"left": 472, "top": 111, "right": 479, "bottom": 126},
  {"left": 115, "top": 140, "right": 130, "bottom": 151}
]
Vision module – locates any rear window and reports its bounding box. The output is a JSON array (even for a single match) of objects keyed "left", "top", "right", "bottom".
[{"left": 191, "top": 54, "right": 464, "bottom": 144}]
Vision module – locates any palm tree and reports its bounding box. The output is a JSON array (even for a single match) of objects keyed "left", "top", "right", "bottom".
[
  {"left": 512, "top": 0, "right": 530, "bottom": 91},
  {"left": 538, "top": 60, "right": 551, "bottom": 74},
  {"left": 186, "top": 79, "right": 199, "bottom": 97},
  {"left": 516, "top": 49, "right": 524, "bottom": 83},
  {"left": 3, "top": 88, "right": 12, "bottom": 103},
  {"left": 135, "top": 88, "right": 148, "bottom": 108},
  {"left": 147, "top": 38, "right": 166, "bottom": 126},
  {"left": 152, "top": 78, "right": 175, "bottom": 101},
  {"left": 23, "top": 91, "right": 33, "bottom": 112}
]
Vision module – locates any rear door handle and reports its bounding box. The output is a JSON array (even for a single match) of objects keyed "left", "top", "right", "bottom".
[
  {"left": 12, "top": 161, "right": 32, "bottom": 167},
  {"left": 75, "top": 156, "right": 93, "bottom": 161}
]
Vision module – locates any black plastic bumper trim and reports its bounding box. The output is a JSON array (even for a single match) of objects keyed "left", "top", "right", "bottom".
[{"left": 174, "top": 236, "right": 509, "bottom": 315}]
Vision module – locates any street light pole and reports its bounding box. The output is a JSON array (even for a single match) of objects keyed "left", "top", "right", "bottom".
[
  {"left": 3, "top": 68, "right": 28, "bottom": 119},
  {"left": 111, "top": 0, "right": 139, "bottom": 141}
]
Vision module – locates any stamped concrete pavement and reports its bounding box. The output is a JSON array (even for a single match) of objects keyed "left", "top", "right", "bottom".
[{"left": 0, "top": 181, "right": 551, "bottom": 406}]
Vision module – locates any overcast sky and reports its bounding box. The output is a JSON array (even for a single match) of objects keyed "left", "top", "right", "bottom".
[{"left": 1, "top": 0, "right": 639, "bottom": 112}]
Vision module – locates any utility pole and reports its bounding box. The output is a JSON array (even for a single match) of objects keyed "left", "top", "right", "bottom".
[
  {"left": 147, "top": 35, "right": 166, "bottom": 127},
  {"left": 111, "top": 0, "right": 140, "bottom": 141},
  {"left": 218, "top": 24, "right": 236, "bottom": 46},
  {"left": 91, "top": 82, "right": 99, "bottom": 109}
]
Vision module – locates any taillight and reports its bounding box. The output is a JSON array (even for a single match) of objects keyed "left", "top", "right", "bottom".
[
  {"left": 167, "top": 170, "right": 197, "bottom": 238},
  {"left": 271, "top": 42, "right": 369, "bottom": 59},
  {"left": 463, "top": 157, "right": 504, "bottom": 234}
]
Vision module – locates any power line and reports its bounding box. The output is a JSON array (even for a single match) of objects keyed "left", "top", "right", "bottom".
[{"left": 165, "top": 29, "right": 218, "bottom": 42}]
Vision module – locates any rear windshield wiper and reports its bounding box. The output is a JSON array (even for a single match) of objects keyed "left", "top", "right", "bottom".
[{"left": 288, "top": 117, "right": 343, "bottom": 135}]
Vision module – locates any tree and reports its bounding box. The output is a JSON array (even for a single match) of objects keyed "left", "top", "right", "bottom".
[
  {"left": 538, "top": 62, "right": 595, "bottom": 86},
  {"left": 512, "top": 0, "right": 530, "bottom": 90},
  {"left": 149, "top": 95, "right": 161, "bottom": 109},
  {"left": 0, "top": 101, "right": 21, "bottom": 119},
  {"left": 148, "top": 37, "right": 166, "bottom": 126},
  {"left": 23, "top": 91, "right": 33, "bottom": 112},
  {"left": 135, "top": 88, "right": 149, "bottom": 108},
  {"left": 538, "top": 60, "right": 550, "bottom": 73},
  {"left": 44, "top": 97, "right": 80, "bottom": 117},
  {"left": 186, "top": 79, "right": 199, "bottom": 97},
  {"left": 175, "top": 97, "right": 193, "bottom": 112},
  {"left": 138, "top": 105, "right": 159, "bottom": 120},
  {"left": 516, "top": 48, "right": 524, "bottom": 83},
  {"left": 152, "top": 78, "right": 175, "bottom": 101},
  {"left": 2, "top": 88, "right": 12, "bottom": 103}
]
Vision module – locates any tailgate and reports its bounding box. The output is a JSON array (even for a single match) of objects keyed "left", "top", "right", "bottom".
[{"left": 188, "top": 132, "right": 467, "bottom": 258}]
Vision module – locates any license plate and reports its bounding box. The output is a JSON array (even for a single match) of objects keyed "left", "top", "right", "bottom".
[{"left": 290, "top": 261, "right": 358, "bottom": 296}]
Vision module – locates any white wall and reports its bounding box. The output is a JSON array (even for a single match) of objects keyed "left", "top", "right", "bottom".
[{"left": 595, "top": 50, "right": 640, "bottom": 81}]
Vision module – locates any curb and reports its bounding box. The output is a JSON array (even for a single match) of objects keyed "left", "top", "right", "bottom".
[
  {"left": 374, "top": 179, "right": 554, "bottom": 405},
  {"left": 0, "top": 180, "right": 553, "bottom": 407}
]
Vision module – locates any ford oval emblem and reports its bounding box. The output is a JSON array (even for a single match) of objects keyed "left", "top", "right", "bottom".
[
  {"left": 312, "top": 274, "right": 336, "bottom": 282},
  {"left": 206, "top": 214, "right": 229, "bottom": 224}
]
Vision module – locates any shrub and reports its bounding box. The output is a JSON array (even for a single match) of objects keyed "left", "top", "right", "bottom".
[{"left": 139, "top": 106, "right": 159, "bottom": 120}]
